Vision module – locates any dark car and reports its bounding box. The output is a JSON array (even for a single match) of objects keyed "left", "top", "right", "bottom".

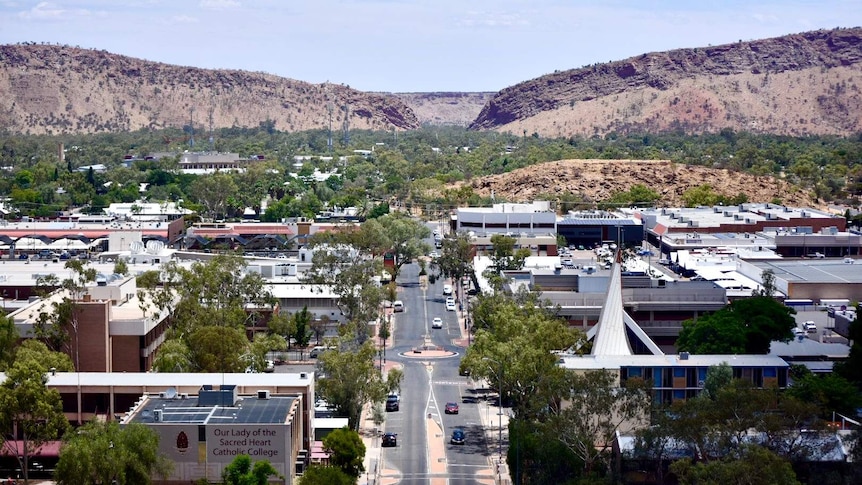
[
  {"left": 445, "top": 402, "right": 459, "bottom": 414},
  {"left": 382, "top": 432, "right": 397, "bottom": 447},
  {"left": 385, "top": 394, "right": 400, "bottom": 412},
  {"left": 450, "top": 428, "right": 465, "bottom": 445}
]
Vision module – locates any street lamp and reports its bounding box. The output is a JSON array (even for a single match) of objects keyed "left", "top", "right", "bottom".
[{"left": 483, "top": 357, "right": 504, "bottom": 459}]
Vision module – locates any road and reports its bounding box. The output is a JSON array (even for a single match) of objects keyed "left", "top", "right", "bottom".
[{"left": 379, "top": 259, "right": 496, "bottom": 484}]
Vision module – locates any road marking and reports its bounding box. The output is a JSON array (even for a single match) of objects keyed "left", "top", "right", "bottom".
[{"left": 431, "top": 380, "right": 464, "bottom": 386}]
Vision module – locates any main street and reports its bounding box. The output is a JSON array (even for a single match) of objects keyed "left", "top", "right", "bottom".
[{"left": 377, "top": 260, "right": 498, "bottom": 485}]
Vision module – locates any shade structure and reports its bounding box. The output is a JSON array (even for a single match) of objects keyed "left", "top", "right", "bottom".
[
  {"left": 49, "top": 238, "right": 91, "bottom": 250},
  {"left": 15, "top": 236, "right": 52, "bottom": 250}
]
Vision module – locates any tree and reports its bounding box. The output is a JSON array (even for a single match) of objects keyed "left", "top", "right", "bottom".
[
  {"left": 55, "top": 420, "right": 172, "bottom": 485},
  {"left": 489, "top": 234, "right": 531, "bottom": 271},
  {"left": 32, "top": 260, "right": 96, "bottom": 370},
  {"left": 189, "top": 173, "right": 239, "bottom": 221},
  {"left": 0, "top": 314, "right": 18, "bottom": 371},
  {"left": 0, "top": 354, "right": 69, "bottom": 484},
  {"left": 221, "top": 454, "right": 282, "bottom": 485},
  {"left": 362, "top": 212, "right": 430, "bottom": 279},
  {"left": 297, "top": 465, "right": 354, "bottom": 485},
  {"left": 754, "top": 268, "right": 777, "bottom": 296},
  {"left": 670, "top": 444, "right": 800, "bottom": 485},
  {"left": 550, "top": 369, "right": 651, "bottom": 474},
  {"left": 322, "top": 427, "right": 366, "bottom": 478},
  {"left": 316, "top": 333, "right": 391, "bottom": 430},
  {"left": 677, "top": 296, "right": 796, "bottom": 354},
  {"left": 462, "top": 291, "right": 585, "bottom": 420},
  {"left": 303, "top": 230, "right": 385, "bottom": 342},
  {"left": 432, "top": 231, "right": 474, "bottom": 284}
]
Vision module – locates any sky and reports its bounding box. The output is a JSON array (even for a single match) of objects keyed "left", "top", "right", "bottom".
[{"left": 1, "top": 0, "right": 861, "bottom": 93}]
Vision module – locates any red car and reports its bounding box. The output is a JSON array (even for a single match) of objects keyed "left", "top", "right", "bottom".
[{"left": 445, "top": 402, "right": 459, "bottom": 414}]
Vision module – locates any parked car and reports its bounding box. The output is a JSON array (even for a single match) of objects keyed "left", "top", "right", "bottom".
[
  {"left": 450, "top": 428, "right": 466, "bottom": 445},
  {"left": 382, "top": 432, "right": 397, "bottom": 447},
  {"left": 309, "top": 346, "right": 335, "bottom": 358},
  {"left": 393, "top": 300, "right": 404, "bottom": 312},
  {"left": 443, "top": 284, "right": 453, "bottom": 295},
  {"left": 432, "top": 317, "right": 443, "bottom": 329},
  {"left": 446, "top": 300, "right": 457, "bottom": 312},
  {"left": 386, "top": 394, "right": 400, "bottom": 412},
  {"left": 803, "top": 321, "right": 817, "bottom": 333},
  {"left": 445, "top": 402, "right": 459, "bottom": 414}
]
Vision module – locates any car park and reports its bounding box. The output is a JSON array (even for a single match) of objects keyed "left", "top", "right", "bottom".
[
  {"left": 432, "top": 317, "right": 443, "bottom": 329},
  {"left": 450, "top": 428, "right": 466, "bottom": 445},
  {"left": 382, "top": 432, "right": 397, "bottom": 447},
  {"left": 386, "top": 394, "right": 400, "bottom": 412},
  {"left": 445, "top": 402, "right": 459, "bottom": 414}
]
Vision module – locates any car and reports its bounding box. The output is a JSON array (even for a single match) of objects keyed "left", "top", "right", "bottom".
[
  {"left": 446, "top": 301, "right": 457, "bottom": 312},
  {"left": 382, "top": 432, "right": 397, "bottom": 447},
  {"left": 803, "top": 321, "right": 817, "bottom": 333},
  {"left": 793, "top": 328, "right": 807, "bottom": 337},
  {"left": 393, "top": 300, "right": 404, "bottom": 312},
  {"left": 429, "top": 251, "right": 440, "bottom": 258},
  {"left": 445, "top": 402, "right": 459, "bottom": 414},
  {"left": 385, "top": 394, "right": 400, "bottom": 412},
  {"left": 309, "top": 345, "right": 335, "bottom": 358},
  {"left": 432, "top": 317, "right": 443, "bottom": 329},
  {"left": 450, "top": 428, "right": 465, "bottom": 445},
  {"left": 443, "top": 284, "right": 453, "bottom": 295}
]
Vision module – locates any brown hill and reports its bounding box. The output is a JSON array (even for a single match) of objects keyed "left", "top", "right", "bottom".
[
  {"left": 394, "top": 92, "right": 495, "bottom": 126},
  {"left": 0, "top": 43, "right": 419, "bottom": 135},
  {"left": 458, "top": 160, "right": 816, "bottom": 208},
  {"left": 470, "top": 28, "right": 862, "bottom": 137}
]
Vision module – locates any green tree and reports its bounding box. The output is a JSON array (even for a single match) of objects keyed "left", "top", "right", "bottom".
[
  {"left": 0, "top": 354, "right": 69, "bottom": 484},
  {"left": 189, "top": 173, "right": 239, "bottom": 221},
  {"left": 316, "top": 333, "right": 393, "bottom": 430},
  {"left": 670, "top": 444, "right": 800, "bottom": 485},
  {"left": 55, "top": 420, "right": 172, "bottom": 485},
  {"left": 462, "top": 291, "right": 585, "bottom": 419},
  {"left": 363, "top": 212, "right": 431, "bottom": 279},
  {"left": 677, "top": 296, "right": 796, "bottom": 354},
  {"left": 0, "top": 314, "right": 18, "bottom": 371},
  {"left": 297, "top": 465, "right": 354, "bottom": 485},
  {"left": 432, "top": 231, "right": 474, "bottom": 285},
  {"left": 550, "top": 369, "right": 651, "bottom": 474},
  {"left": 489, "top": 234, "right": 531, "bottom": 271},
  {"left": 322, "top": 427, "right": 366, "bottom": 478},
  {"left": 221, "top": 454, "right": 282, "bottom": 485}
]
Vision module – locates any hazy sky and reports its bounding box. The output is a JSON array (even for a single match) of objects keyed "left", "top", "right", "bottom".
[{"left": 1, "top": 1, "right": 861, "bottom": 92}]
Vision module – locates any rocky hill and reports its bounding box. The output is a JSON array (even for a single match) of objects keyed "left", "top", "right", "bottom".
[
  {"left": 456, "top": 159, "right": 815, "bottom": 208},
  {"left": 394, "top": 92, "right": 495, "bottom": 126},
  {"left": 0, "top": 43, "right": 419, "bottom": 135},
  {"left": 470, "top": 28, "right": 862, "bottom": 138}
]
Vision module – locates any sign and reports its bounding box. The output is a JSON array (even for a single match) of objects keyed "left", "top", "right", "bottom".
[{"left": 207, "top": 425, "right": 286, "bottom": 463}]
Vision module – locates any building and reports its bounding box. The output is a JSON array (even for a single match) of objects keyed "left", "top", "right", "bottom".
[
  {"left": 557, "top": 210, "right": 644, "bottom": 248},
  {"left": 123, "top": 381, "right": 309, "bottom": 483},
  {"left": 177, "top": 152, "right": 257, "bottom": 174},
  {"left": 556, "top": 253, "right": 790, "bottom": 404}
]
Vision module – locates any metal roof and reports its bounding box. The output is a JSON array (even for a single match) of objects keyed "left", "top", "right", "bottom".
[
  {"left": 129, "top": 394, "right": 295, "bottom": 425},
  {"left": 591, "top": 261, "right": 632, "bottom": 356}
]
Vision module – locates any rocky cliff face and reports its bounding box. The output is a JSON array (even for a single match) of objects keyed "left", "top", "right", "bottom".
[
  {"left": 0, "top": 44, "right": 419, "bottom": 135},
  {"left": 470, "top": 28, "right": 862, "bottom": 137}
]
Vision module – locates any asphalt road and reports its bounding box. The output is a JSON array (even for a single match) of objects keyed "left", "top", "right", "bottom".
[{"left": 381, "top": 260, "right": 494, "bottom": 484}]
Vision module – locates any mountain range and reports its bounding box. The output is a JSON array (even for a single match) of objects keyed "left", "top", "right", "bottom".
[{"left": 1, "top": 27, "right": 861, "bottom": 137}]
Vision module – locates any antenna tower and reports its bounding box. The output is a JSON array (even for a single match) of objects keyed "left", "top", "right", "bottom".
[
  {"left": 342, "top": 104, "right": 350, "bottom": 146},
  {"left": 189, "top": 107, "right": 195, "bottom": 148}
]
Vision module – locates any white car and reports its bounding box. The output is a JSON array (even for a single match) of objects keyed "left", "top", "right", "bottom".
[
  {"left": 803, "top": 321, "right": 817, "bottom": 333},
  {"left": 432, "top": 317, "right": 443, "bottom": 329},
  {"left": 443, "top": 284, "right": 453, "bottom": 295},
  {"left": 446, "top": 301, "right": 457, "bottom": 312}
]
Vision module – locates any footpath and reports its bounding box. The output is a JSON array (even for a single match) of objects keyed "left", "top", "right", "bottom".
[{"left": 358, "top": 278, "right": 511, "bottom": 485}]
